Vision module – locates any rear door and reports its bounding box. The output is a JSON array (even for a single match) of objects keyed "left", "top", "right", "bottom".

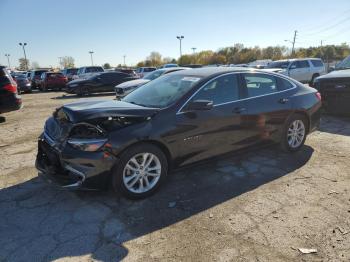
[
  {"left": 99, "top": 73, "right": 130, "bottom": 91},
  {"left": 241, "top": 72, "right": 296, "bottom": 143},
  {"left": 289, "top": 60, "right": 310, "bottom": 82}
]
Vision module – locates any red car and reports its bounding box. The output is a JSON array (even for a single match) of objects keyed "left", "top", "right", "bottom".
[{"left": 39, "top": 72, "right": 68, "bottom": 91}]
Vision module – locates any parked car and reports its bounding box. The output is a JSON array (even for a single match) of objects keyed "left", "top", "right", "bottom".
[
  {"left": 313, "top": 56, "right": 350, "bottom": 115},
  {"left": 115, "top": 68, "right": 138, "bottom": 77},
  {"left": 181, "top": 64, "right": 203, "bottom": 68},
  {"left": 39, "top": 72, "right": 68, "bottom": 91},
  {"left": 136, "top": 67, "right": 156, "bottom": 78},
  {"left": 0, "top": 66, "right": 22, "bottom": 114},
  {"left": 65, "top": 71, "right": 138, "bottom": 96},
  {"left": 115, "top": 67, "right": 190, "bottom": 98},
  {"left": 61, "top": 68, "right": 78, "bottom": 82},
  {"left": 13, "top": 74, "right": 32, "bottom": 93},
  {"left": 159, "top": 64, "right": 179, "bottom": 69},
  {"left": 36, "top": 67, "right": 321, "bottom": 199},
  {"left": 267, "top": 58, "right": 326, "bottom": 85},
  {"left": 75, "top": 66, "right": 104, "bottom": 79},
  {"left": 30, "top": 69, "right": 49, "bottom": 88}
]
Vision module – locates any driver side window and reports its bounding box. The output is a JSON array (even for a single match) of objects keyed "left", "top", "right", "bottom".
[{"left": 191, "top": 74, "right": 240, "bottom": 105}]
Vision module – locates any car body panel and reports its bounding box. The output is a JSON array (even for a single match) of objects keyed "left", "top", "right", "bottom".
[{"left": 36, "top": 68, "right": 321, "bottom": 190}]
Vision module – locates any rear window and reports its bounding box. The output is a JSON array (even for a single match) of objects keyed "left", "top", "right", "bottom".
[
  {"left": 144, "top": 68, "right": 156, "bottom": 72},
  {"left": 311, "top": 60, "right": 324, "bottom": 67},
  {"left": 47, "top": 73, "right": 63, "bottom": 77},
  {"left": 66, "top": 68, "right": 78, "bottom": 74},
  {"left": 35, "top": 70, "right": 47, "bottom": 76}
]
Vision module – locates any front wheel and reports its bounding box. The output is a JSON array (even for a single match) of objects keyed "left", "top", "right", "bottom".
[
  {"left": 280, "top": 114, "right": 308, "bottom": 152},
  {"left": 111, "top": 143, "right": 168, "bottom": 199}
]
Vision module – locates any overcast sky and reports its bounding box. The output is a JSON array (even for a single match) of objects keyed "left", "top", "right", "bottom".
[{"left": 1, "top": 0, "right": 349, "bottom": 68}]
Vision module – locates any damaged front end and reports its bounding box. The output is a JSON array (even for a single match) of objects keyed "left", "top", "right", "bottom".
[{"left": 36, "top": 101, "right": 157, "bottom": 190}]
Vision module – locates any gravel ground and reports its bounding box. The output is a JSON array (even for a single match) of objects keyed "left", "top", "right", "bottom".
[{"left": 0, "top": 91, "right": 350, "bottom": 262}]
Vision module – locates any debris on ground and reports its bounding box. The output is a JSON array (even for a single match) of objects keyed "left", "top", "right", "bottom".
[
  {"left": 328, "top": 190, "right": 339, "bottom": 195},
  {"left": 298, "top": 248, "right": 317, "bottom": 254},
  {"left": 209, "top": 213, "right": 214, "bottom": 218}
]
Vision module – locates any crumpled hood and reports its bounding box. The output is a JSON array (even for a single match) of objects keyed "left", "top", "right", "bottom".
[
  {"left": 316, "top": 69, "right": 350, "bottom": 80},
  {"left": 60, "top": 99, "right": 159, "bottom": 123},
  {"left": 116, "top": 79, "right": 150, "bottom": 89}
]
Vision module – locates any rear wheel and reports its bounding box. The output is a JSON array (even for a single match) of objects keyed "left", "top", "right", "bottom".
[
  {"left": 280, "top": 114, "right": 308, "bottom": 152},
  {"left": 111, "top": 143, "right": 168, "bottom": 199}
]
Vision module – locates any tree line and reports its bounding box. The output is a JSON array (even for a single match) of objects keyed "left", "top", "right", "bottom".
[{"left": 137, "top": 43, "right": 350, "bottom": 67}]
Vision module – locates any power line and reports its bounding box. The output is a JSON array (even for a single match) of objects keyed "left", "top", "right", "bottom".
[
  {"left": 301, "top": 16, "right": 350, "bottom": 37},
  {"left": 301, "top": 8, "right": 350, "bottom": 33}
]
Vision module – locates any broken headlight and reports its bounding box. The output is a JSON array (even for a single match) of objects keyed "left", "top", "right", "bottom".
[{"left": 67, "top": 138, "right": 107, "bottom": 152}]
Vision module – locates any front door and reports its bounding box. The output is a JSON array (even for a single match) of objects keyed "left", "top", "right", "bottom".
[{"left": 173, "top": 73, "right": 251, "bottom": 166}]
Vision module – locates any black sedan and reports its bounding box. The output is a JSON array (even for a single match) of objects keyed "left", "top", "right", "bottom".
[
  {"left": 314, "top": 56, "right": 350, "bottom": 115},
  {"left": 65, "top": 72, "right": 138, "bottom": 96},
  {"left": 36, "top": 68, "right": 321, "bottom": 199}
]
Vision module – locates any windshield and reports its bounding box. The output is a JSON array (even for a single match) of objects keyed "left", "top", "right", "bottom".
[
  {"left": 267, "top": 61, "right": 290, "bottom": 69},
  {"left": 144, "top": 70, "right": 164, "bottom": 81},
  {"left": 66, "top": 68, "right": 78, "bottom": 74},
  {"left": 123, "top": 74, "right": 202, "bottom": 108},
  {"left": 336, "top": 56, "right": 350, "bottom": 70}
]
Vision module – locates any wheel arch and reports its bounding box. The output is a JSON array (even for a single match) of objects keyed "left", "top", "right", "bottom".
[
  {"left": 288, "top": 110, "right": 310, "bottom": 133},
  {"left": 117, "top": 139, "right": 173, "bottom": 169}
]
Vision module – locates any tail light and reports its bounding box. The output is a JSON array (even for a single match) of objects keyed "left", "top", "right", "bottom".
[
  {"left": 315, "top": 92, "right": 321, "bottom": 101},
  {"left": 3, "top": 83, "right": 18, "bottom": 93}
]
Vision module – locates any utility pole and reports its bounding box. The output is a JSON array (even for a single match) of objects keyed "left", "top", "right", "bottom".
[
  {"left": 292, "top": 30, "right": 297, "bottom": 57},
  {"left": 123, "top": 55, "right": 126, "bottom": 67},
  {"left": 191, "top": 47, "right": 197, "bottom": 54},
  {"left": 19, "top": 42, "right": 28, "bottom": 70},
  {"left": 176, "top": 36, "right": 184, "bottom": 58},
  {"left": 89, "top": 51, "right": 94, "bottom": 66},
  {"left": 5, "top": 54, "right": 11, "bottom": 68},
  {"left": 58, "top": 57, "right": 63, "bottom": 69}
]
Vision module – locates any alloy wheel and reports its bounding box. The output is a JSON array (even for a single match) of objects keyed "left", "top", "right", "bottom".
[
  {"left": 122, "top": 152, "right": 162, "bottom": 193},
  {"left": 287, "top": 120, "right": 305, "bottom": 148}
]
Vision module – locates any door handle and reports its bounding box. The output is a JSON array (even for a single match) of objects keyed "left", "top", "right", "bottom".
[
  {"left": 233, "top": 107, "right": 246, "bottom": 114},
  {"left": 279, "top": 98, "right": 289, "bottom": 104}
]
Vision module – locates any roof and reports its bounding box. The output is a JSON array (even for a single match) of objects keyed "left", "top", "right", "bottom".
[
  {"left": 169, "top": 67, "right": 252, "bottom": 77},
  {"left": 273, "top": 58, "right": 322, "bottom": 62},
  {"left": 156, "top": 67, "right": 190, "bottom": 72}
]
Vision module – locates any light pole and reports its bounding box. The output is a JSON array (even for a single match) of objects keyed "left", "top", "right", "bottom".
[
  {"left": 89, "top": 51, "right": 94, "bottom": 66},
  {"left": 19, "top": 42, "right": 28, "bottom": 70},
  {"left": 176, "top": 36, "right": 184, "bottom": 58},
  {"left": 5, "top": 54, "right": 11, "bottom": 68},
  {"left": 58, "top": 57, "right": 63, "bottom": 69},
  {"left": 191, "top": 47, "right": 197, "bottom": 54},
  {"left": 123, "top": 55, "right": 126, "bottom": 67}
]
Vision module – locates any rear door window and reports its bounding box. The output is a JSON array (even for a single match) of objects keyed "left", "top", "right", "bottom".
[
  {"left": 243, "top": 73, "right": 277, "bottom": 97},
  {"left": 311, "top": 60, "right": 324, "bottom": 67}
]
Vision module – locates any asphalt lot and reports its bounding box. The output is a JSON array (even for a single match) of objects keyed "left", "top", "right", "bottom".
[{"left": 1, "top": 91, "right": 350, "bottom": 261}]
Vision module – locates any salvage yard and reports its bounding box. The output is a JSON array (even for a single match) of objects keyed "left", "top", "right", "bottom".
[{"left": 1, "top": 92, "right": 350, "bottom": 261}]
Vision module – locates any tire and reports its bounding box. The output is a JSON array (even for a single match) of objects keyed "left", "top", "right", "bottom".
[
  {"left": 309, "top": 74, "right": 319, "bottom": 87},
  {"left": 111, "top": 143, "right": 168, "bottom": 199},
  {"left": 280, "top": 114, "right": 308, "bottom": 152}
]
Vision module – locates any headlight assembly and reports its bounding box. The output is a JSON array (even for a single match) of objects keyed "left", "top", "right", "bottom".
[{"left": 67, "top": 138, "right": 107, "bottom": 152}]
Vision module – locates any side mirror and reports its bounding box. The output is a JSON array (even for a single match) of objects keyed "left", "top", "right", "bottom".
[{"left": 183, "top": 99, "right": 214, "bottom": 112}]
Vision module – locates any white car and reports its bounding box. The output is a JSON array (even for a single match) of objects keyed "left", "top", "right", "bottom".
[
  {"left": 136, "top": 67, "right": 156, "bottom": 78},
  {"left": 266, "top": 58, "right": 326, "bottom": 85}
]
